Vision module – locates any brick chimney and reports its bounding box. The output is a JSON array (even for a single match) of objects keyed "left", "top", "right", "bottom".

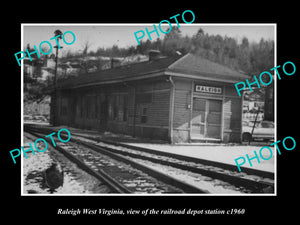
[{"left": 149, "top": 50, "right": 161, "bottom": 61}]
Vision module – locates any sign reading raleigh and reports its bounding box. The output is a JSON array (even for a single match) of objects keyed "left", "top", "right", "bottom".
[{"left": 195, "top": 85, "right": 222, "bottom": 94}]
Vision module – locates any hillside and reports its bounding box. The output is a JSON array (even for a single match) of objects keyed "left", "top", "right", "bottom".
[{"left": 23, "top": 27, "right": 274, "bottom": 122}]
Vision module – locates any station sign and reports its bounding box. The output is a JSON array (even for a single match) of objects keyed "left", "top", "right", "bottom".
[{"left": 195, "top": 85, "right": 222, "bottom": 94}]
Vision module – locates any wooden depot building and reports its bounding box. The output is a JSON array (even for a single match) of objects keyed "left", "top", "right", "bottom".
[{"left": 54, "top": 51, "right": 250, "bottom": 143}]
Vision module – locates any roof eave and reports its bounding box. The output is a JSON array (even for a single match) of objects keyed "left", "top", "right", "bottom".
[
  {"left": 165, "top": 70, "right": 250, "bottom": 84},
  {"left": 57, "top": 70, "right": 166, "bottom": 90}
]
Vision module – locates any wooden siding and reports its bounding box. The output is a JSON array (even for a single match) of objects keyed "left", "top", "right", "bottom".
[
  {"left": 55, "top": 80, "right": 171, "bottom": 141},
  {"left": 223, "top": 97, "right": 242, "bottom": 130},
  {"left": 173, "top": 89, "right": 191, "bottom": 129},
  {"left": 222, "top": 86, "right": 242, "bottom": 142},
  {"left": 172, "top": 77, "right": 242, "bottom": 143},
  {"left": 172, "top": 79, "right": 192, "bottom": 142},
  {"left": 135, "top": 90, "right": 170, "bottom": 127},
  {"left": 55, "top": 76, "right": 242, "bottom": 143}
]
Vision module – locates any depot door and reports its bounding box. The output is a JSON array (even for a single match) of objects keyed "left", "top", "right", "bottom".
[{"left": 191, "top": 98, "right": 222, "bottom": 139}]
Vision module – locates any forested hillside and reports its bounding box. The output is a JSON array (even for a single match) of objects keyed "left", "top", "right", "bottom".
[
  {"left": 24, "top": 27, "right": 274, "bottom": 120},
  {"left": 74, "top": 27, "right": 274, "bottom": 77}
]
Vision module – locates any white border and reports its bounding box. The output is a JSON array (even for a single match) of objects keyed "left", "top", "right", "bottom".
[
  {"left": 21, "top": 23, "right": 277, "bottom": 196},
  {"left": 274, "top": 24, "right": 277, "bottom": 196},
  {"left": 21, "top": 23, "right": 24, "bottom": 195}
]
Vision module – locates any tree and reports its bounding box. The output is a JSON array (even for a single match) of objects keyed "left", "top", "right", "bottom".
[
  {"left": 152, "top": 38, "right": 162, "bottom": 50},
  {"left": 236, "top": 37, "right": 251, "bottom": 74},
  {"left": 82, "top": 41, "right": 91, "bottom": 56},
  {"left": 241, "top": 37, "right": 249, "bottom": 49},
  {"left": 161, "top": 26, "right": 184, "bottom": 56},
  {"left": 163, "top": 26, "right": 182, "bottom": 40},
  {"left": 249, "top": 38, "right": 274, "bottom": 74},
  {"left": 191, "top": 28, "right": 205, "bottom": 49},
  {"left": 127, "top": 45, "right": 136, "bottom": 55}
]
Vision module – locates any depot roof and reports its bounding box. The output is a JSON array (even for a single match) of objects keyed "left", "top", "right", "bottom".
[{"left": 56, "top": 53, "right": 249, "bottom": 90}]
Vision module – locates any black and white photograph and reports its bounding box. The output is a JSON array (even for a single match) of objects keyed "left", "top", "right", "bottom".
[
  {"left": 21, "top": 24, "right": 276, "bottom": 195},
  {"left": 3, "top": 4, "right": 298, "bottom": 221}
]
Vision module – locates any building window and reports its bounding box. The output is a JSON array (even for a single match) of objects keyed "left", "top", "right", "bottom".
[
  {"left": 141, "top": 107, "right": 147, "bottom": 123},
  {"left": 86, "top": 95, "right": 96, "bottom": 119},
  {"left": 113, "top": 95, "right": 118, "bottom": 120},
  {"left": 84, "top": 97, "right": 88, "bottom": 118},
  {"left": 95, "top": 95, "right": 103, "bottom": 119},
  {"left": 108, "top": 94, "right": 128, "bottom": 122},
  {"left": 76, "top": 97, "right": 81, "bottom": 118},
  {"left": 80, "top": 97, "right": 84, "bottom": 118},
  {"left": 123, "top": 95, "right": 128, "bottom": 122},
  {"left": 108, "top": 96, "right": 113, "bottom": 120},
  {"left": 60, "top": 97, "right": 68, "bottom": 116},
  {"left": 86, "top": 97, "right": 91, "bottom": 119}
]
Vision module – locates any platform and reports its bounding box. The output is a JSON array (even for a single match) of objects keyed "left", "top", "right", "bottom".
[{"left": 124, "top": 143, "right": 275, "bottom": 173}]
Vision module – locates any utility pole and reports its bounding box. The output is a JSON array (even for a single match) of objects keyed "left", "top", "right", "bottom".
[
  {"left": 50, "top": 29, "right": 63, "bottom": 126},
  {"left": 249, "top": 106, "right": 260, "bottom": 145}
]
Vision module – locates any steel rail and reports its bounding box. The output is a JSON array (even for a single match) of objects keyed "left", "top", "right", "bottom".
[
  {"left": 25, "top": 125, "right": 274, "bottom": 179},
  {"left": 25, "top": 128, "right": 208, "bottom": 193},
  {"left": 74, "top": 139, "right": 208, "bottom": 193},
  {"left": 24, "top": 125, "right": 274, "bottom": 193},
  {"left": 84, "top": 142, "right": 274, "bottom": 193},
  {"left": 25, "top": 131, "right": 132, "bottom": 194}
]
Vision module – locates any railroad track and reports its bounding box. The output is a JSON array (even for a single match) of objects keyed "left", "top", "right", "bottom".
[
  {"left": 25, "top": 130, "right": 208, "bottom": 194},
  {"left": 72, "top": 135, "right": 274, "bottom": 193},
  {"left": 23, "top": 132, "right": 113, "bottom": 194},
  {"left": 24, "top": 125, "right": 275, "bottom": 194}
]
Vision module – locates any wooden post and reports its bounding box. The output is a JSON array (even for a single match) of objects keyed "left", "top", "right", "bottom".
[
  {"left": 249, "top": 106, "right": 260, "bottom": 145},
  {"left": 168, "top": 76, "right": 175, "bottom": 144}
]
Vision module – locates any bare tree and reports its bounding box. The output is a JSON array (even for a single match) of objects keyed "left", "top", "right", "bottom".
[{"left": 82, "top": 41, "right": 91, "bottom": 56}]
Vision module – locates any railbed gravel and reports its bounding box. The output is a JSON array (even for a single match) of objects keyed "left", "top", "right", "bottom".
[
  {"left": 58, "top": 141, "right": 183, "bottom": 194},
  {"left": 23, "top": 134, "right": 111, "bottom": 194}
]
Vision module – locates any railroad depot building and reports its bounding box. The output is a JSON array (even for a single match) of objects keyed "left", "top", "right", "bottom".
[{"left": 54, "top": 52, "right": 249, "bottom": 143}]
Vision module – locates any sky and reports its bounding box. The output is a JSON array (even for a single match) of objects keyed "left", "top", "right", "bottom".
[{"left": 23, "top": 24, "right": 275, "bottom": 57}]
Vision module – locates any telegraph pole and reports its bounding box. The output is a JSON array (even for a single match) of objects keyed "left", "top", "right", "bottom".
[{"left": 50, "top": 30, "right": 63, "bottom": 126}]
